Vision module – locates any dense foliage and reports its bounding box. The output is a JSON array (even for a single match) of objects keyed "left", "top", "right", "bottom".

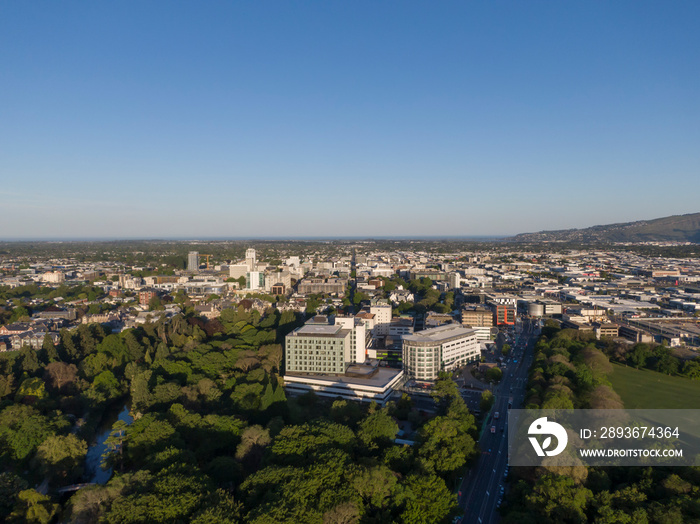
[
  {"left": 501, "top": 324, "right": 700, "bottom": 523},
  {"left": 0, "top": 305, "right": 477, "bottom": 523}
]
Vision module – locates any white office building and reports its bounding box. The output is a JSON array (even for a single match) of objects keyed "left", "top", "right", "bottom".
[
  {"left": 245, "top": 248, "right": 257, "bottom": 271},
  {"left": 246, "top": 271, "right": 265, "bottom": 290},
  {"left": 334, "top": 315, "right": 369, "bottom": 364},
  {"left": 370, "top": 303, "right": 392, "bottom": 336},
  {"left": 402, "top": 324, "right": 479, "bottom": 381}
]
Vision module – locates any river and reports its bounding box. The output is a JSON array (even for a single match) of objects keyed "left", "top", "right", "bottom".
[{"left": 83, "top": 404, "right": 133, "bottom": 485}]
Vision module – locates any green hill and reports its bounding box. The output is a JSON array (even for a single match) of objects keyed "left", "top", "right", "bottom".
[{"left": 510, "top": 212, "right": 700, "bottom": 243}]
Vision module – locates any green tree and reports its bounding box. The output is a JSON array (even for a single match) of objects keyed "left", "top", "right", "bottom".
[
  {"left": 401, "top": 474, "right": 457, "bottom": 524},
  {"left": 418, "top": 415, "right": 476, "bottom": 474},
  {"left": 358, "top": 409, "right": 398, "bottom": 450},
  {"left": 34, "top": 434, "right": 88, "bottom": 484},
  {"left": 8, "top": 489, "right": 59, "bottom": 524},
  {"left": 480, "top": 390, "right": 495, "bottom": 412},
  {"left": 39, "top": 335, "right": 59, "bottom": 364},
  {"left": 628, "top": 344, "right": 651, "bottom": 369},
  {"left": 0, "top": 472, "right": 28, "bottom": 520},
  {"left": 102, "top": 420, "right": 128, "bottom": 471},
  {"left": 485, "top": 367, "right": 503, "bottom": 383},
  {"left": 0, "top": 405, "right": 56, "bottom": 464},
  {"left": 15, "top": 377, "right": 47, "bottom": 401},
  {"left": 230, "top": 382, "right": 264, "bottom": 411},
  {"left": 0, "top": 374, "right": 14, "bottom": 398}
]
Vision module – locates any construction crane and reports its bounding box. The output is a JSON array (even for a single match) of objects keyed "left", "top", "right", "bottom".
[{"left": 199, "top": 254, "right": 213, "bottom": 269}]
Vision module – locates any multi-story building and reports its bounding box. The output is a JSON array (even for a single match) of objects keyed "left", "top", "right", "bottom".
[
  {"left": 265, "top": 271, "right": 292, "bottom": 292},
  {"left": 402, "top": 324, "right": 479, "bottom": 381},
  {"left": 297, "top": 278, "right": 347, "bottom": 295},
  {"left": 139, "top": 289, "right": 157, "bottom": 307},
  {"left": 493, "top": 304, "right": 516, "bottom": 326},
  {"left": 334, "top": 315, "right": 369, "bottom": 364},
  {"left": 229, "top": 264, "right": 248, "bottom": 280},
  {"left": 594, "top": 322, "right": 619, "bottom": 339},
  {"left": 284, "top": 316, "right": 404, "bottom": 405},
  {"left": 246, "top": 271, "right": 265, "bottom": 290},
  {"left": 187, "top": 251, "right": 199, "bottom": 271},
  {"left": 285, "top": 318, "right": 352, "bottom": 375},
  {"left": 409, "top": 269, "right": 447, "bottom": 281},
  {"left": 10, "top": 331, "right": 59, "bottom": 351},
  {"left": 41, "top": 271, "right": 65, "bottom": 283},
  {"left": 461, "top": 306, "right": 494, "bottom": 328},
  {"left": 388, "top": 317, "right": 414, "bottom": 337},
  {"left": 245, "top": 248, "right": 257, "bottom": 271},
  {"left": 370, "top": 302, "right": 392, "bottom": 336},
  {"left": 618, "top": 325, "right": 654, "bottom": 344}
]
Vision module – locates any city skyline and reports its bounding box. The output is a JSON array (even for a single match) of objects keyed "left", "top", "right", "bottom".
[{"left": 2, "top": 2, "right": 699, "bottom": 239}]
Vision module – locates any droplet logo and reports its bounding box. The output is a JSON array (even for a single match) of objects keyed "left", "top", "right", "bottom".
[{"left": 528, "top": 417, "right": 568, "bottom": 457}]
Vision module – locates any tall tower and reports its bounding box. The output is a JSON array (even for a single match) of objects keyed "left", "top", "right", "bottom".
[
  {"left": 245, "top": 248, "right": 257, "bottom": 271},
  {"left": 187, "top": 251, "right": 199, "bottom": 271}
]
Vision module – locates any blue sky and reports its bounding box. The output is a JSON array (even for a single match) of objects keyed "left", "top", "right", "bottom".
[{"left": 1, "top": 1, "right": 699, "bottom": 239}]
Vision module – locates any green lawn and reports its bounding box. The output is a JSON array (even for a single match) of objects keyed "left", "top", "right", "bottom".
[{"left": 610, "top": 363, "right": 700, "bottom": 409}]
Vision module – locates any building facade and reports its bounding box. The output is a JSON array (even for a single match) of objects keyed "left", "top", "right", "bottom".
[
  {"left": 297, "top": 278, "right": 347, "bottom": 295},
  {"left": 461, "top": 306, "right": 494, "bottom": 328},
  {"left": 402, "top": 324, "right": 479, "bottom": 381},
  {"left": 370, "top": 303, "right": 392, "bottom": 336},
  {"left": 285, "top": 320, "right": 352, "bottom": 375},
  {"left": 245, "top": 248, "right": 257, "bottom": 271},
  {"left": 334, "top": 316, "right": 369, "bottom": 364},
  {"left": 187, "top": 251, "right": 199, "bottom": 271}
]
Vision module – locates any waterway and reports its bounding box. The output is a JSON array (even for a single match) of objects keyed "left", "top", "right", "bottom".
[{"left": 83, "top": 404, "right": 133, "bottom": 485}]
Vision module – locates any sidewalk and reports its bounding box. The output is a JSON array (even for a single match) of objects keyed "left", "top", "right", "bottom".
[{"left": 456, "top": 364, "right": 490, "bottom": 391}]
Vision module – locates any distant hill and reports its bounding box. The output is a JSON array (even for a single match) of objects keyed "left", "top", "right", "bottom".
[{"left": 509, "top": 213, "right": 700, "bottom": 243}]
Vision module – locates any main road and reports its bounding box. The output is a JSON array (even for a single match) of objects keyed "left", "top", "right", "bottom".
[{"left": 458, "top": 319, "right": 538, "bottom": 524}]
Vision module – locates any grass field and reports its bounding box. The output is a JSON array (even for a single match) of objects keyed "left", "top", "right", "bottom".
[{"left": 610, "top": 363, "right": 700, "bottom": 409}]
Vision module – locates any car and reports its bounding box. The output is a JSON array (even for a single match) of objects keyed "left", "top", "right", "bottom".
[
  {"left": 491, "top": 426, "right": 496, "bottom": 433},
  {"left": 494, "top": 412, "right": 499, "bottom": 419}
]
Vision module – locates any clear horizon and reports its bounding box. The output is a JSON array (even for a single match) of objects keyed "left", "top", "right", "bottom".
[{"left": 2, "top": 2, "right": 699, "bottom": 238}]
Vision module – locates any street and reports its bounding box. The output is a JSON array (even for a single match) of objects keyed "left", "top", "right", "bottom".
[{"left": 458, "top": 319, "right": 538, "bottom": 524}]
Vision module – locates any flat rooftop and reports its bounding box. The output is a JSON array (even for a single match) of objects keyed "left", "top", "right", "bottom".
[
  {"left": 285, "top": 366, "right": 403, "bottom": 388},
  {"left": 294, "top": 324, "right": 343, "bottom": 336},
  {"left": 403, "top": 323, "right": 475, "bottom": 344}
]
